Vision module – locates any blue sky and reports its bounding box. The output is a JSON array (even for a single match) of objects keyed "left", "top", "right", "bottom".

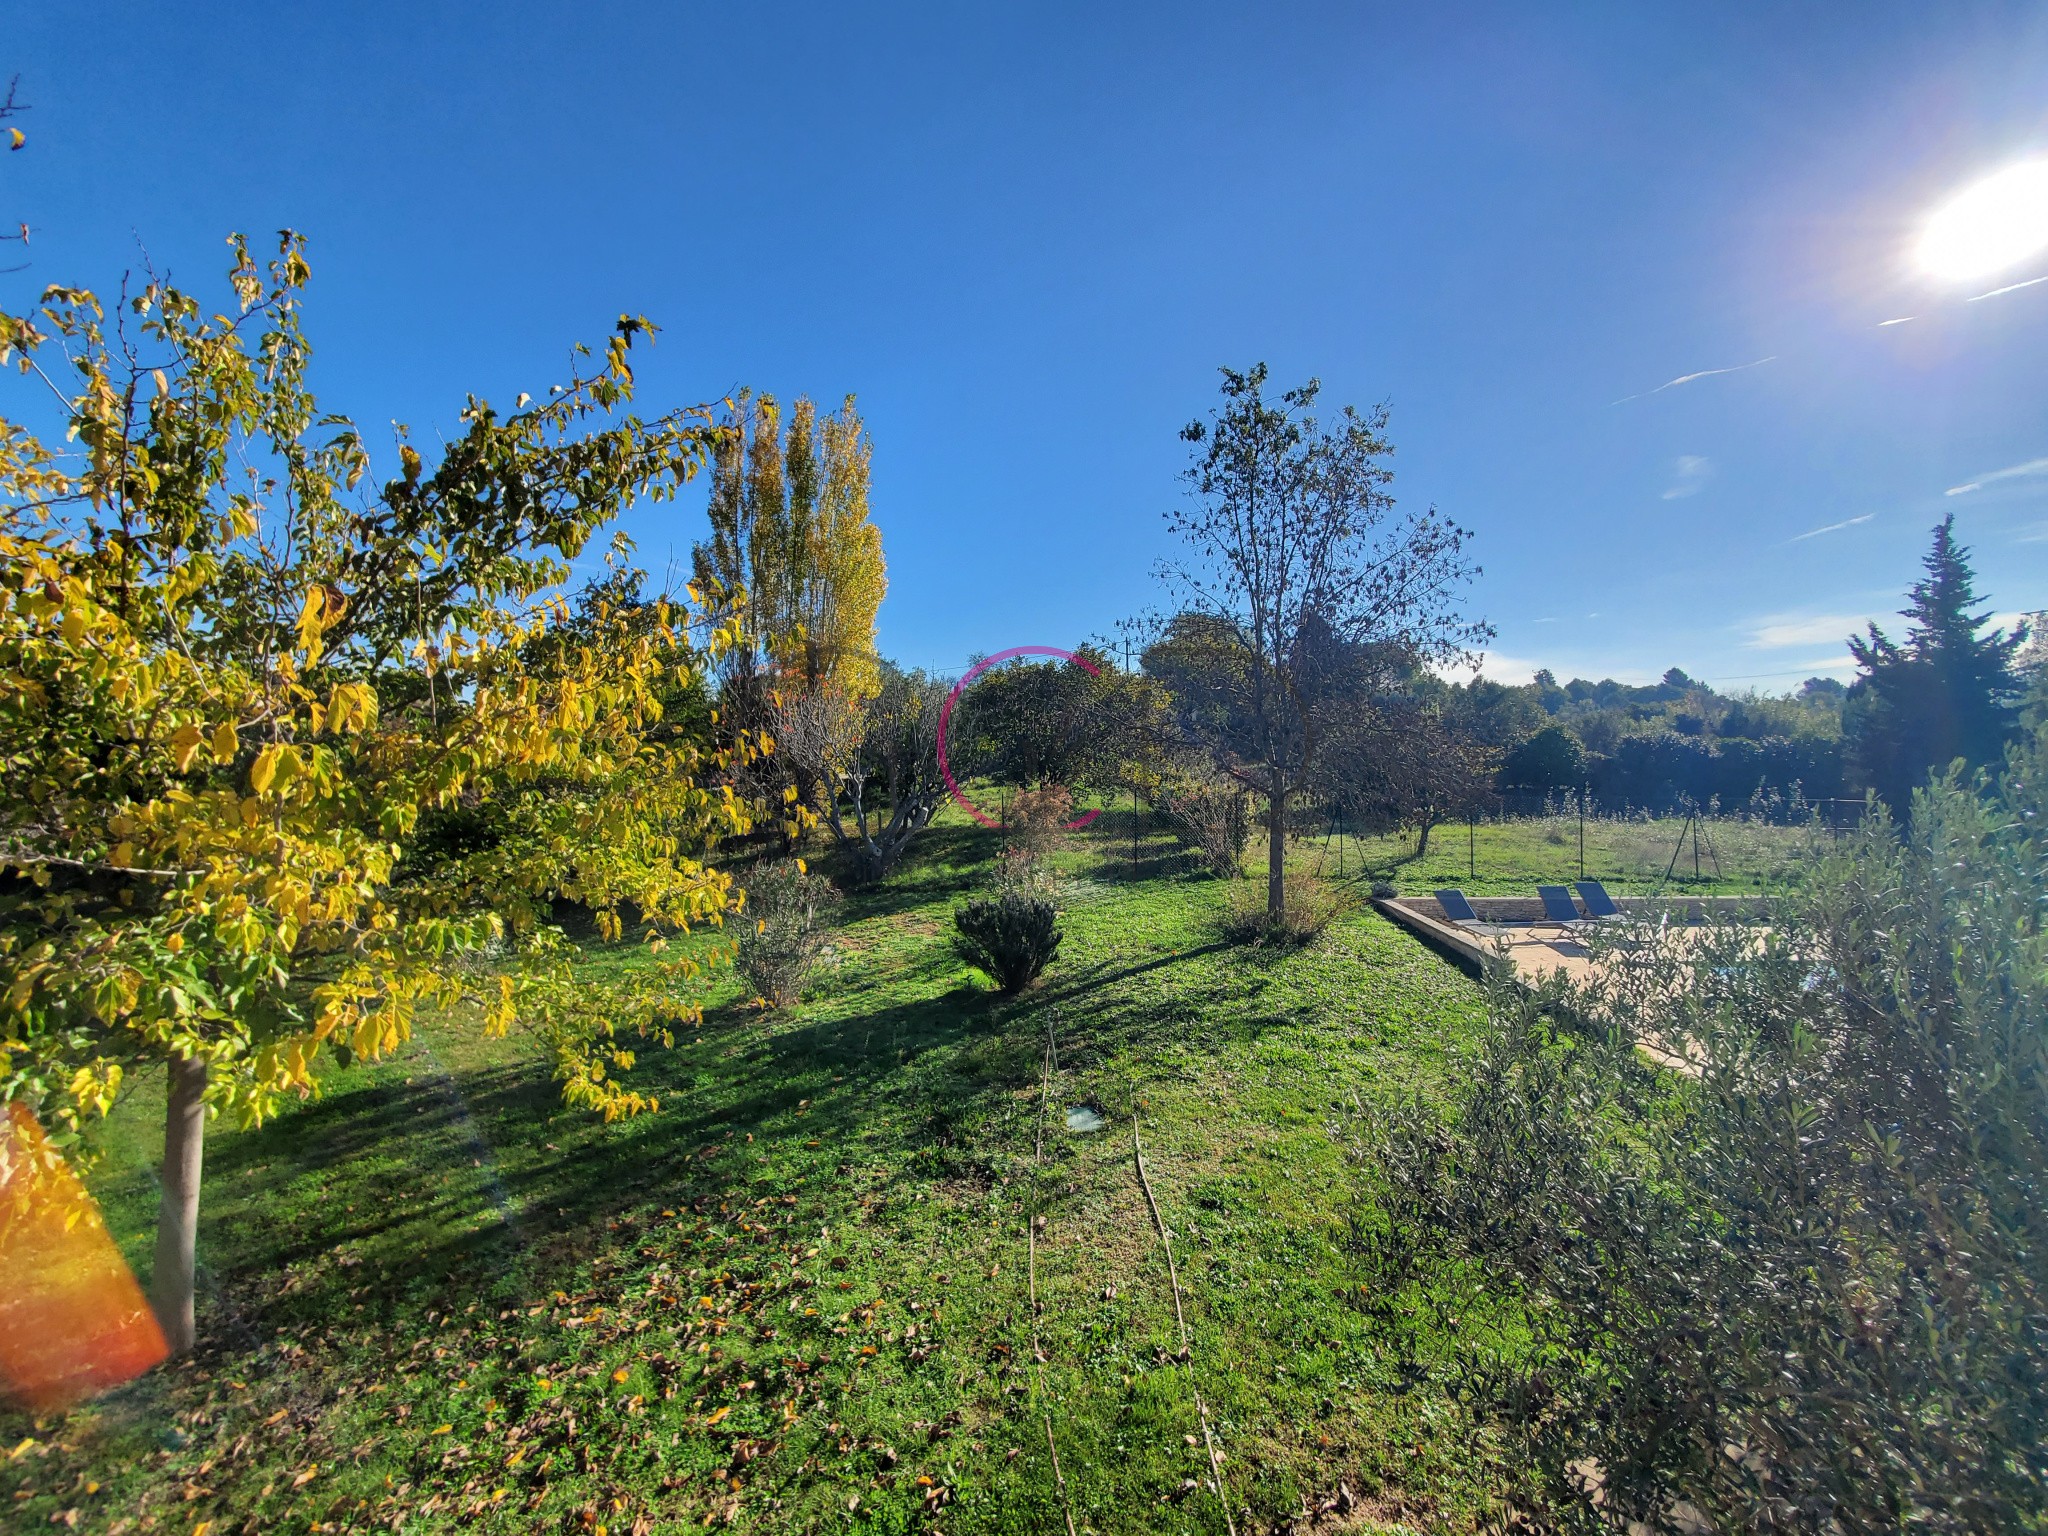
[{"left": 7, "top": 2, "right": 2048, "bottom": 690}]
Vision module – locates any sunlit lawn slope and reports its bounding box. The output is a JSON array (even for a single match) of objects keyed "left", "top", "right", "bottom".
[{"left": 5, "top": 816, "right": 1529, "bottom": 1535}]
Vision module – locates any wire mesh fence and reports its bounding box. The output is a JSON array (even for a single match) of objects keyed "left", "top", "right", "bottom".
[
  {"left": 1062, "top": 787, "right": 1869, "bottom": 894},
  {"left": 1302, "top": 792, "right": 1861, "bottom": 895}
]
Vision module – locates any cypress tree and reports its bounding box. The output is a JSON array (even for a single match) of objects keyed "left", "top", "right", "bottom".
[{"left": 1844, "top": 515, "right": 2027, "bottom": 810}]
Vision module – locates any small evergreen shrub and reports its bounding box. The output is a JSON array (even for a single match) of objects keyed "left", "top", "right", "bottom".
[
  {"left": 953, "top": 892, "right": 1062, "bottom": 994},
  {"left": 734, "top": 859, "right": 836, "bottom": 1007}
]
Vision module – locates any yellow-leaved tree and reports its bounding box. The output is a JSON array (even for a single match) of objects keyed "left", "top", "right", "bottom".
[
  {"left": 694, "top": 390, "right": 886, "bottom": 695},
  {"left": 693, "top": 391, "right": 886, "bottom": 842},
  {"left": 0, "top": 233, "right": 759, "bottom": 1353}
]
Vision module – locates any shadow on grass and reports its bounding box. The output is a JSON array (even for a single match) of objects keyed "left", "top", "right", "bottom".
[
  {"left": 1084, "top": 847, "right": 1208, "bottom": 884},
  {"left": 188, "top": 974, "right": 1018, "bottom": 1347},
  {"left": 178, "top": 832, "right": 1318, "bottom": 1360},
  {"left": 1032, "top": 940, "right": 1234, "bottom": 1009}
]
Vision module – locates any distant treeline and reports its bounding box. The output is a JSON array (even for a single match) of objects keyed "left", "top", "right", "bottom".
[
  {"left": 1486, "top": 667, "right": 1850, "bottom": 815},
  {"left": 1507, "top": 734, "right": 1847, "bottom": 816}
]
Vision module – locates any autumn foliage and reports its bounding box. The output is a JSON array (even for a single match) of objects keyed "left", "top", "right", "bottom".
[{"left": 0, "top": 232, "right": 758, "bottom": 1346}]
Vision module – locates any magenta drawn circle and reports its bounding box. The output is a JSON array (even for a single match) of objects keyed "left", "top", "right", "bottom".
[{"left": 936, "top": 646, "right": 1105, "bottom": 832}]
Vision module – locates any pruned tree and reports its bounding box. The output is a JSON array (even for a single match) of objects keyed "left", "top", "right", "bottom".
[
  {"left": 945, "top": 648, "right": 1172, "bottom": 798},
  {"left": 1154, "top": 364, "right": 1489, "bottom": 921},
  {"left": 0, "top": 234, "right": 752, "bottom": 1353},
  {"left": 780, "top": 662, "right": 950, "bottom": 882},
  {"left": 1320, "top": 692, "right": 1495, "bottom": 857}
]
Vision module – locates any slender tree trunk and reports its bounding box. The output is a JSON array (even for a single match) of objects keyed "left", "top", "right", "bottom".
[
  {"left": 1267, "top": 784, "right": 1287, "bottom": 920},
  {"left": 151, "top": 1051, "right": 207, "bottom": 1355},
  {"left": 1416, "top": 812, "right": 1435, "bottom": 859}
]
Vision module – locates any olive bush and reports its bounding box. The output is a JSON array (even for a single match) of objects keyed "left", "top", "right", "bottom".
[{"left": 1368, "top": 729, "right": 2048, "bottom": 1532}]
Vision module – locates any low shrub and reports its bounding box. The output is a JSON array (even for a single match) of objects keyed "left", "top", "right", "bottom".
[
  {"left": 953, "top": 892, "right": 1062, "bottom": 993},
  {"left": 1005, "top": 783, "right": 1074, "bottom": 860},
  {"left": 1221, "top": 871, "right": 1348, "bottom": 946},
  {"left": 734, "top": 859, "right": 837, "bottom": 1006}
]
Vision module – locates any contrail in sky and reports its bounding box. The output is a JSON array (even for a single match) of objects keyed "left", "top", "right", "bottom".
[
  {"left": 1617, "top": 269, "right": 2048, "bottom": 404},
  {"left": 1968, "top": 273, "right": 2048, "bottom": 302},
  {"left": 1787, "top": 512, "right": 1875, "bottom": 542},
  {"left": 1612, "top": 355, "right": 1777, "bottom": 405},
  {"left": 1945, "top": 456, "right": 2048, "bottom": 497}
]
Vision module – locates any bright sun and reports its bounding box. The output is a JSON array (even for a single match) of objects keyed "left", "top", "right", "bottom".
[{"left": 1916, "top": 156, "right": 2048, "bottom": 282}]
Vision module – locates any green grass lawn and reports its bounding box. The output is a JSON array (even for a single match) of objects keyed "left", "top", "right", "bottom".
[
  {"left": 3, "top": 816, "right": 1594, "bottom": 1534},
  {"left": 1295, "top": 811, "right": 1824, "bottom": 895}
]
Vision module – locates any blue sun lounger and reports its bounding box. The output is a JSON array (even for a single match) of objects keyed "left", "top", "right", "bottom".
[
  {"left": 1434, "top": 889, "right": 1508, "bottom": 936},
  {"left": 1537, "top": 885, "right": 1586, "bottom": 929},
  {"left": 1573, "top": 880, "right": 1625, "bottom": 921}
]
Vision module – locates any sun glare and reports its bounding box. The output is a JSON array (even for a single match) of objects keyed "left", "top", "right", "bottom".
[{"left": 1916, "top": 156, "right": 2048, "bottom": 282}]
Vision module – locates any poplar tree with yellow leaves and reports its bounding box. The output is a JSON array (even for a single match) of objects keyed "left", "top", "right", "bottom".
[
  {"left": 0, "top": 233, "right": 758, "bottom": 1353},
  {"left": 694, "top": 390, "right": 886, "bottom": 844},
  {"left": 694, "top": 390, "right": 886, "bottom": 696}
]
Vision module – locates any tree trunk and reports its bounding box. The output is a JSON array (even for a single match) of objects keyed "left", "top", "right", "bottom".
[
  {"left": 1267, "top": 785, "right": 1287, "bottom": 920},
  {"left": 1416, "top": 812, "right": 1435, "bottom": 859},
  {"left": 151, "top": 1051, "right": 207, "bottom": 1355}
]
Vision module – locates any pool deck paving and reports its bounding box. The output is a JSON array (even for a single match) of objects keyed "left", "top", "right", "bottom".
[{"left": 1374, "top": 893, "right": 1770, "bottom": 1074}]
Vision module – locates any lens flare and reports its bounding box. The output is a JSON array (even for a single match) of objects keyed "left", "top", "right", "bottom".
[
  {"left": 0, "top": 1104, "right": 167, "bottom": 1411},
  {"left": 1916, "top": 157, "right": 2048, "bottom": 283}
]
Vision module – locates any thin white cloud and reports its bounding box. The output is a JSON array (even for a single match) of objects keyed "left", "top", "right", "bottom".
[
  {"left": 1439, "top": 651, "right": 1551, "bottom": 685},
  {"left": 1945, "top": 456, "right": 2048, "bottom": 497},
  {"left": 1967, "top": 272, "right": 2048, "bottom": 302},
  {"left": 1800, "top": 654, "right": 1858, "bottom": 675},
  {"left": 1662, "top": 455, "right": 1711, "bottom": 501},
  {"left": 1745, "top": 609, "right": 2028, "bottom": 656},
  {"left": 1439, "top": 650, "right": 1655, "bottom": 686},
  {"left": 1747, "top": 613, "right": 1869, "bottom": 650},
  {"left": 1877, "top": 316, "right": 1917, "bottom": 326},
  {"left": 1612, "top": 355, "right": 1775, "bottom": 406},
  {"left": 1789, "top": 512, "right": 1876, "bottom": 542},
  {"left": 1531, "top": 616, "right": 1559, "bottom": 624},
  {"left": 1710, "top": 655, "right": 1860, "bottom": 685}
]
